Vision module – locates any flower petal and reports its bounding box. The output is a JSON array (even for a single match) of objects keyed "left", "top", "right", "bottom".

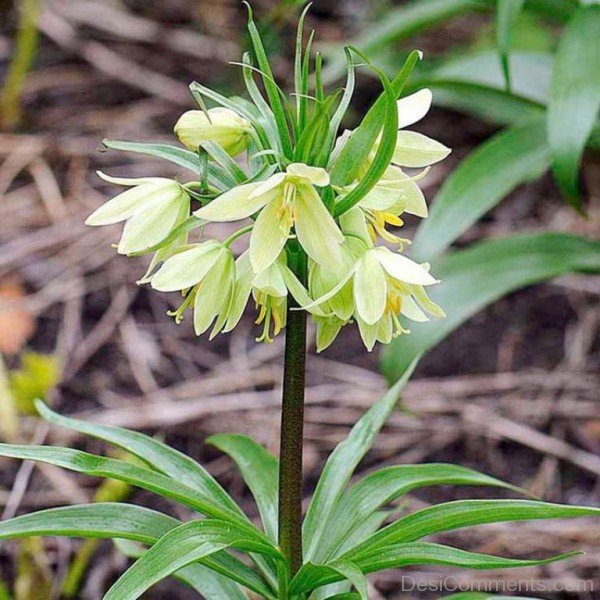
[
  {"left": 354, "top": 252, "right": 386, "bottom": 324},
  {"left": 339, "top": 207, "right": 373, "bottom": 247},
  {"left": 287, "top": 163, "right": 330, "bottom": 186},
  {"left": 151, "top": 242, "right": 222, "bottom": 291},
  {"left": 118, "top": 191, "right": 189, "bottom": 254},
  {"left": 249, "top": 198, "right": 290, "bottom": 272},
  {"left": 396, "top": 88, "right": 433, "bottom": 129},
  {"left": 374, "top": 247, "right": 439, "bottom": 286},
  {"left": 401, "top": 295, "right": 429, "bottom": 322},
  {"left": 315, "top": 317, "right": 344, "bottom": 353},
  {"left": 392, "top": 131, "right": 451, "bottom": 168},
  {"left": 253, "top": 262, "right": 288, "bottom": 297},
  {"left": 411, "top": 284, "right": 446, "bottom": 318},
  {"left": 356, "top": 316, "right": 379, "bottom": 352},
  {"left": 294, "top": 184, "right": 343, "bottom": 270},
  {"left": 223, "top": 251, "right": 254, "bottom": 332},
  {"left": 249, "top": 172, "right": 286, "bottom": 199},
  {"left": 193, "top": 251, "right": 235, "bottom": 335},
  {"left": 381, "top": 167, "right": 428, "bottom": 218},
  {"left": 86, "top": 180, "right": 180, "bottom": 226},
  {"left": 195, "top": 182, "right": 268, "bottom": 222}
]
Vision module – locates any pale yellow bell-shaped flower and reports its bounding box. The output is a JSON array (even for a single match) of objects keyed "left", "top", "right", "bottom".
[
  {"left": 304, "top": 244, "right": 444, "bottom": 351},
  {"left": 194, "top": 163, "right": 344, "bottom": 273},
  {"left": 223, "top": 251, "right": 323, "bottom": 343},
  {"left": 86, "top": 172, "right": 190, "bottom": 255},
  {"left": 174, "top": 107, "right": 251, "bottom": 156},
  {"left": 151, "top": 241, "right": 235, "bottom": 337}
]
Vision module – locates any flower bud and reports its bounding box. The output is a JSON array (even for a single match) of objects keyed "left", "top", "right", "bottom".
[{"left": 174, "top": 107, "right": 251, "bottom": 156}]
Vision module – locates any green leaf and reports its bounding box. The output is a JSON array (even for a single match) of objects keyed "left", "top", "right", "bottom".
[
  {"left": 208, "top": 434, "right": 279, "bottom": 542},
  {"left": 101, "top": 140, "right": 231, "bottom": 189},
  {"left": 292, "top": 542, "right": 579, "bottom": 593},
  {"left": 104, "top": 519, "right": 281, "bottom": 600},
  {"left": 35, "top": 401, "right": 241, "bottom": 516},
  {"left": 322, "top": 0, "right": 488, "bottom": 84},
  {"left": 408, "top": 51, "right": 551, "bottom": 126},
  {"left": 239, "top": 53, "right": 283, "bottom": 159},
  {"left": 303, "top": 359, "right": 417, "bottom": 561},
  {"left": 200, "top": 141, "right": 247, "bottom": 184},
  {"left": 245, "top": 7, "right": 293, "bottom": 158},
  {"left": 0, "top": 503, "right": 177, "bottom": 544},
  {"left": 0, "top": 504, "right": 268, "bottom": 598},
  {"left": 328, "top": 561, "right": 367, "bottom": 600},
  {"left": 525, "top": 0, "right": 579, "bottom": 23},
  {"left": 346, "top": 499, "right": 600, "bottom": 557},
  {"left": 315, "top": 464, "right": 521, "bottom": 562},
  {"left": 331, "top": 50, "right": 419, "bottom": 189},
  {"left": 548, "top": 5, "right": 600, "bottom": 209},
  {"left": 172, "top": 564, "right": 250, "bottom": 600},
  {"left": 113, "top": 539, "right": 251, "bottom": 599},
  {"left": 0, "top": 443, "right": 253, "bottom": 530},
  {"left": 411, "top": 119, "right": 549, "bottom": 261},
  {"left": 381, "top": 233, "right": 600, "bottom": 381},
  {"left": 496, "top": 0, "right": 526, "bottom": 90}
]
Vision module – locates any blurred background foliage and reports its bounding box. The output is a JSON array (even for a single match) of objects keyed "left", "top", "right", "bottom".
[{"left": 0, "top": 1, "right": 598, "bottom": 599}]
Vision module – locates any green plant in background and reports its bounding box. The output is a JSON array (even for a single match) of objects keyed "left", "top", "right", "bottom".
[
  {"left": 314, "top": 0, "right": 600, "bottom": 379},
  {"left": 0, "top": 4, "right": 599, "bottom": 599},
  {"left": 0, "top": 0, "right": 40, "bottom": 130}
]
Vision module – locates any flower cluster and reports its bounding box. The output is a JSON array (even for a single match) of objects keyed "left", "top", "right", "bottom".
[{"left": 87, "top": 34, "right": 449, "bottom": 351}]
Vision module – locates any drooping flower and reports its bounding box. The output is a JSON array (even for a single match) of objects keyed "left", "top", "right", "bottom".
[
  {"left": 305, "top": 244, "right": 444, "bottom": 351},
  {"left": 86, "top": 172, "right": 190, "bottom": 255},
  {"left": 223, "top": 251, "right": 322, "bottom": 343},
  {"left": 174, "top": 107, "right": 251, "bottom": 156},
  {"left": 151, "top": 241, "right": 235, "bottom": 337},
  {"left": 338, "top": 165, "right": 429, "bottom": 247},
  {"left": 194, "top": 163, "right": 344, "bottom": 273}
]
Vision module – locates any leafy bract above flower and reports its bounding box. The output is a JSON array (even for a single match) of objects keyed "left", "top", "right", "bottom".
[
  {"left": 151, "top": 241, "right": 235, "bottom": 337},
  {"left": 195, "top": 163, "right": 344, "bottom": 273},
  {"left": 174, "top": 107, "right": 251, "bottom": 156},
  {"left": 86, "top": 172, "right": 190, "bottom": 255},
  {"left": 373, "top": 89, "right": 451, "bottom": 168}
]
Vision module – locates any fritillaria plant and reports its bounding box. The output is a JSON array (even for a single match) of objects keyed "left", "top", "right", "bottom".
[{"left": 0, "top": 6, "right": 598, "bottom": 600}]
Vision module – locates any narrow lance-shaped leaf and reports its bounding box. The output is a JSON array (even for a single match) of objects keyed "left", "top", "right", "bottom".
[
  {"left": 0, "top": 504, "right": 273, "bottom": 599},
  {"left": 208, "top": 433, "right": 279, "bottom": 543},
  {"left": 345, "top": 499, "right": 600, "bottom": 558},
  {"left": 411, "top": 119, "right": 549, "bottom": 261},
  {"left": 114, "top": 539, "right": 253, "bottom": 600},
  {"left": 244, "top": 3, "right": 293, "bottom": 158},
  {"left": 496, "top": 0, "right": 526, "bottom": 90},
  {"left": 321, "top": 0, "right": 487, "bottom": 85},
  {"left": 35, "top": 401, "right": 242, "bottom": 516},
  {"left": 0, "top": 503, "right": 177, "bottom": 544},
  {"left": 0, "top": 443, "right": 255, "bottom": 531},
  {"left": 547, "top": 4, "right": 600, "bottom": 210},
  {"left": 104, "top": 519, "right": 281, "bottom": 600},
  {"left": 407, "top": 51, "right": 550, "bottom": 126},
  {"left": 291, "top": 542, "right": 580, "bottom": 594},
  {"left": 381, "top": 233, "right": 600, "bottom": 382},
  {"left": 101, "top": 140, "right": 231, "bottom": 190},
  {"left": 332, "top": 47, "right": 399, "bottom": 217},
  {"left": 302, "top": 359, "right": 417, "bottom": 561},
  {"left": 316, "top": 463, "right": 522, "bottom": 562},
  {"left": 331, "top": 50, "right": 418, "bottom": 189}
]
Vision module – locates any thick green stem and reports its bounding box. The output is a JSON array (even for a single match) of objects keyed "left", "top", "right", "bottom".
[{"left": 278, "top": 246, "right": 307, "bottom": 580}]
